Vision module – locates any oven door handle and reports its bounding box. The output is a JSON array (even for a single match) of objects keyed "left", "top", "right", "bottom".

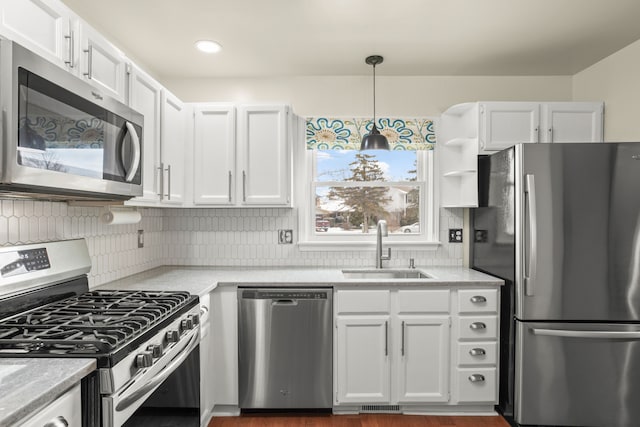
[{"left": 115, "top": 330, "right": 199, "bottom": 411}]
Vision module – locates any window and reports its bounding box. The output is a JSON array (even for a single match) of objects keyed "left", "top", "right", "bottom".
[{"left": 297, "top": 147, "right": 438, "bottom": 249}]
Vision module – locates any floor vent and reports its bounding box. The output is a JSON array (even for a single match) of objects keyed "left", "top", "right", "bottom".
[{"left": 360, "top": 405, "right": 401, "bottom": 413}]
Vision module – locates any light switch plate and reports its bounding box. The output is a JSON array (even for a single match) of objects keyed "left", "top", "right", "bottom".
[{"left": 137, "top": 230, "right": 144, "bottom": 248}]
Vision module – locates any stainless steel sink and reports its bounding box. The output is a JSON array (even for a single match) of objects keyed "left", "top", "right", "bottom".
[{"left": 341, "top": 269, "right": 431, "bottom": 280}]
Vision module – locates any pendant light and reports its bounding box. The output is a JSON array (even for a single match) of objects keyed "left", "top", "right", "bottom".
[{"left": 360, "top": 55, "right": 390, "bottom": 150}]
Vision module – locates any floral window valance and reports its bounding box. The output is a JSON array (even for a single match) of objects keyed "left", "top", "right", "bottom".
[{"left": 306, "top": 117, "right": 436, "bottom": 150}]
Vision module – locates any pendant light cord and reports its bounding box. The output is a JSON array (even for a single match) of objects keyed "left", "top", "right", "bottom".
[{"left": 372, "top": 63, "right": 376, "bottom": 125}]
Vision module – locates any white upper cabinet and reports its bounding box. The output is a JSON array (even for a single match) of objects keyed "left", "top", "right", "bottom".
[
  {"left": 439, "top": 100, "right": 604, "bottom": 208},
  {"left": 540, "top": 102, "right": 603, "bottom": 143},
  {"left": 0, "top": 0, "right": 75, "bottom": 70},
  {"left": 193, "top": 103, "right": 292, "bottom": 207},
  {"left": 77, "top": 22, "right": 127, "bottom": 102},
  {"left": 237, "top": 105, "right": 290, "bottom": 206},
  {"left": 193, "top": 105, "right": 237, "bottom": 205},
  {"left": 125, "top": 65, "right": 163, "bottom": 205},
  {"left": 160, "top": 90, "right": 186, "bottom": 205},
  {"left": 480, "top": 102, "right": 540, "bottom": 151},
  {"left": 0, "top": 0, "right": 128, "bottom": 102}
]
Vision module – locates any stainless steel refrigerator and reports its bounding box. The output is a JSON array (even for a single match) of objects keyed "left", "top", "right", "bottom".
[{"left": 472, "top": 142, "right": 640, "bottom": 427}]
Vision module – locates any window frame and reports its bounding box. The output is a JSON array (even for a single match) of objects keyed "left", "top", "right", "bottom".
[{"left": 295, "top": 144, "right": 440, "bottom": 251}]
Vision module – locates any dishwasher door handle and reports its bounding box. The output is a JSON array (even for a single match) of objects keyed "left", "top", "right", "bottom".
[{"left": 272, "top": 299, "right": 298, "bottom": 306}]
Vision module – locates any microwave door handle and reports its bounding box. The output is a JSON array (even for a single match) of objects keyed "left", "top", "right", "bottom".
[
  {"left": 524, "top": 174, "right": 537, "bottom": 296},
  {"left": 123, "top": 122, "right": 141, "bottom": 182}
]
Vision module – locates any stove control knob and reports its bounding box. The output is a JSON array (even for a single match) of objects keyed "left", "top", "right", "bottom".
[
  {"left": 181, "top": 318, "right": 194, "bottom": 331},
  {"left": 146, "top": 344, "right": 163, "bottom": 358},
  {"left": 166, "top": 330, "right": 179, "bottom": 343},
  {"left": 189, "top": 314, "right": 200, "bottom": 326},
  {"left": 136, "top": 352, "right": 153, "bottom": 369}
]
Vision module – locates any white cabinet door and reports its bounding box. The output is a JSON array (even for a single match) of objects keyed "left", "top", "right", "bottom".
[
  {"left": 541, "top": 102, "right": 603, "bottom": 143},
  {"left": 20, "top": 383, "right": 81, "bottom": 427},
  {"left": 160, "top": 91, "right": 186, "bottom": 205},
  {"left": 396, "top": 316, "right": 450, "bottom": 403},
  {"left": 480, "top": 102, "right": 540, "bottom": 151},
  {"left": 193, "top": 105, "right": 236, "bottom": 205},
  {"left": 336, "top": 316, "right": 391, "bottom": 404},
  {"left": 126, "top": 65, "right": 162, "bottom": 205},
  {"left": 0, "top": 0, "right": 74, "bottom": 70},
  {"left": 78, "top": 22, "right": 127, "bottom": 102},
  {"left": 237, "top": 105, "right": 290, "bottom": 206}
]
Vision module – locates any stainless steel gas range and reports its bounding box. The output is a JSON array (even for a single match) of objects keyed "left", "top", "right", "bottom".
[{"left": 0, "top": 239, "right": 201, "bottom": 427}]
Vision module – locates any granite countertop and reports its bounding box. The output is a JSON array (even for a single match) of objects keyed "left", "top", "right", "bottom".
[
  {"left": 0, "top": 358, "right": 96, "bottom": 427},
  {"left": 98, "top": 266, "right": 503, "bottom": 296}
]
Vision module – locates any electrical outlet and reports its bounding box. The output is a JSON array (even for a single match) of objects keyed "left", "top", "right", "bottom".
[
  {"left": 278, "top": 229, "right": 293, "bottom": 244},
  {"left": 474, "top": 229, "right": 488, "bottom": 243},
  {"left": 448, "top": 228, "right": 463, "bottom": 243},
  {"left": 137, "top": 230, "right": 144, "bottom": 248}
]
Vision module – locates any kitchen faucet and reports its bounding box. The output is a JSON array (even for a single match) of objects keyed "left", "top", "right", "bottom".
[{"left": 376, "top": 220, "right": 391, "bottom": 268}]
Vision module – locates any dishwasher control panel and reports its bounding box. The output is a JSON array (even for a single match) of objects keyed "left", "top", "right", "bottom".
[{"left": 240, "top": 289, "right": 329, "bottom": 299}]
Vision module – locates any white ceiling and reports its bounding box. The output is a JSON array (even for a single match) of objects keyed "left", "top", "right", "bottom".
[{"left": 62, "top": 0, "right": 640, "bottom": 79}]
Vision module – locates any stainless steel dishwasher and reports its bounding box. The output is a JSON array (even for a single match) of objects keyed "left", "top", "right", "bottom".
[{"left": 238, "top": 287, "right": 333, "bottom": 410}]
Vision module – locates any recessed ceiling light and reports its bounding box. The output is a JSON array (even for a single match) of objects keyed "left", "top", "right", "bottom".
[{"left": 195, "top": 40, "right": 222, "bottom": 54}]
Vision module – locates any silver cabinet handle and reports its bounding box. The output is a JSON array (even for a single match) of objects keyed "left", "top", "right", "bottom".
[
  {"left": 534, "top": 127, "right": 539, "bottom": 142},
  {"left": 228, "top": 170, "right": 232, "bottom": 202},
  {"left": 470, "top": 295, "right": 487, "bottom": 303},
  {"left": 44, "top": 416, "right": 69, "bottom": 427},
  {"left": 242, "top": 170, "right": 247, "bottom": 202},
  {"left": 165, "top": 164, "right": 171, "bottom": 200},
  {"left": 123, "top": 122, "right": 141, "bottom": 182},
  {"left": 401, "top": 320, "right": 405, "bottom": 356},
  {"left": 384, "top": 320, "right": 388, "bottom": 356},
  {"left": 64, "top": 31, "right": 74, "bottom": 68},
  {"left": 524, "top": 174, "right": 538, "bottom": 296},
  {"left": 157, "top": 162, "right": 164, "bottom": 200},
  {"left": 549, "top": 127, "right": 553, "bottom": 143},
  {"left": 469, "top": 348, "right": 486, "bottom": 356},
  {"left": 83, "top": 44, "right": 93, "bottom": 79},
  {"left": 470, "top": 322, "right": 486, "bottom": 330},
  {"left": 468, "top": 374, "right": 485, "bottom": 383}
]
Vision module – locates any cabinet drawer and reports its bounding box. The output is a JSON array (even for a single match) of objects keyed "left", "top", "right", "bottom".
[
  {"left": 457, "top": 342, "right": 498, "bottom": 366},
  {"left": 457, "top": 289, "right": 498, "bottom": 314},
  {"left": 335, "top": 290, "right": 390, "bottom": 314},
  {"left": 458, "top": 316, "right": 498, "bottom": 340},
  {"left": 397, "top": 289, "right": 450, "bottom": 313},
  {"left": 456, "top": 367, "right": 497, "bottom": 403},
  {"left": 21, "top": 383, "right": 82, "bottom": 427}
]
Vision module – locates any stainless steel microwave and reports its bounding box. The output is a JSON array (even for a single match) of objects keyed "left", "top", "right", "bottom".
[{"left": 0, "top": 39, "right": 143, "bottom": 201}]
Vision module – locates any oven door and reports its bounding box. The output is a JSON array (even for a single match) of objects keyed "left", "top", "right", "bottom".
[
  {"left": 103, "top": 327, "right": 200, "bottom": 427},
  {"left": 2, "top": 40, "right": 143, "bottom": 199}
]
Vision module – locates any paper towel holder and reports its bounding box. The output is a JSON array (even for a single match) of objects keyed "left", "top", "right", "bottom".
[{"left": 100, "top": 205, "right": 141, "bottom": 225}]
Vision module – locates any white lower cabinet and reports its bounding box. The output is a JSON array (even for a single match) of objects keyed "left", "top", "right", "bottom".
[
  {"left": 334, "top": 288, "right": 451, "bottom": 409},
  {"left": 334, "top": 286, "right": 499, "bottom": 412},
  {"left": 454, "top": 288, "right": 499, "bottom": 405},
  {"left": 20, "top": 383, "right": 81, "bottom": 427},
  {"left": 396, "top": 315, "right": 450, "bottom": 403},
  {"left": 336, "top": 315, "right": 391, "bottom": 403}
]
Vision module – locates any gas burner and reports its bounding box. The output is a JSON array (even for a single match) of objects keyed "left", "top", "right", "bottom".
[{"left": 0, "top": 290, "right": 194, "bottom": 357}]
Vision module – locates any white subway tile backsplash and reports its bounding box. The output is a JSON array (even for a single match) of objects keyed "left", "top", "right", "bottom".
[{"left": 0, "top": 201, "right": 463, "bottom": 287}]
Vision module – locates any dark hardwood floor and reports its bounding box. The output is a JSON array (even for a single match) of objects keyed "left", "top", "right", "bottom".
[{"left": 208, "top": 414, "right": 512, "bottom": 427}]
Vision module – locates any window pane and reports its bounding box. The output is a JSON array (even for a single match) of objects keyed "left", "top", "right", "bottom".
[
  {"left": 315, "top": 185, "right": 421, "bottom": 234},
  {"left": 315, "top": 150, "right": 417, "bottom": 182}
]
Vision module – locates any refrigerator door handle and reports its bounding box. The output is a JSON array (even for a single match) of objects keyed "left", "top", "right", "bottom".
[
  {"left": 524, "top": 174, "right": 538, "bottom": 296},
  {"left": 531, "top": 328, "right": 640, "bottom": 340}
]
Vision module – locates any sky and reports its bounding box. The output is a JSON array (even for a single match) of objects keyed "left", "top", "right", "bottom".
[{"left": 316, "top": 150, "right": 416, "bottom": 182}]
